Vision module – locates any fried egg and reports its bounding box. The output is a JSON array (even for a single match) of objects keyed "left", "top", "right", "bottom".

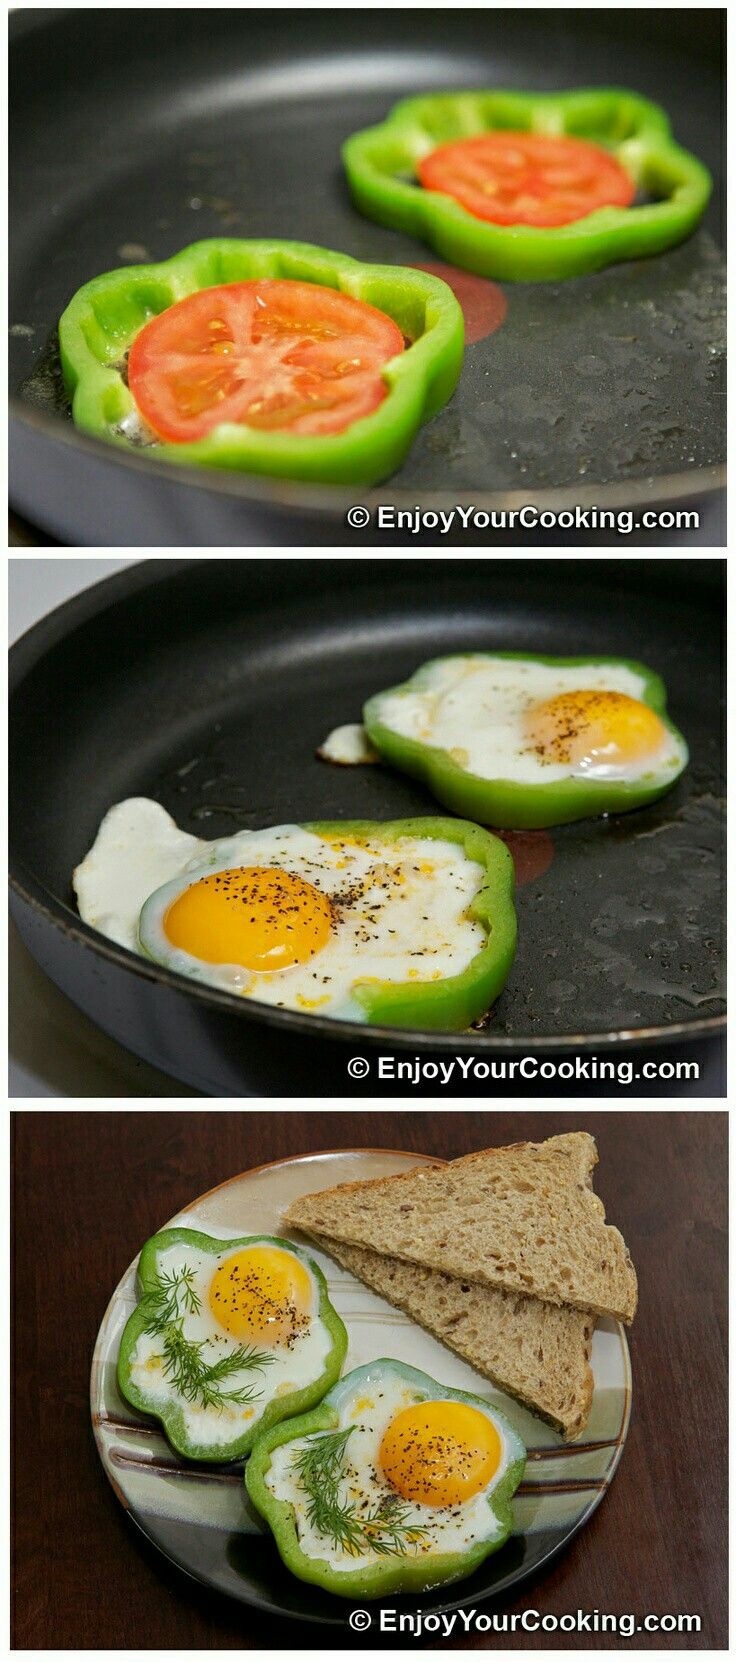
[
  {"left": 263, "top": 1359, "right": 525, "bottom": 1574},
  {"left": 367, "top": 655, "right": 687, "bottom": 787},
  {"left": 73, "top": 798, "right": 489, "bottom": 1017},
  {"left": 364, "top": 653, "right": 688, "bottom": 829},
  {"left": 121, "top": 1233, "right": 342, "bottom": 1455}
]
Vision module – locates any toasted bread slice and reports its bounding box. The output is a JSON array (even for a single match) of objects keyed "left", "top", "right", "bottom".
[
  {"left": 285, "top": 1133, "right": 637, "bottom": 1324},
  {"left": 308, "top": 1231, "right": 594, "bottom": 1439}
]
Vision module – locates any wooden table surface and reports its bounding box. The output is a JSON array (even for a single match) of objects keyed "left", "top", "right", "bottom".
[{"left": 12, "top": 1110, "right": 727, "bottom": 1650}]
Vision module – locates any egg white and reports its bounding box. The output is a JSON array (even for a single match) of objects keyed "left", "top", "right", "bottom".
[
  {"left": 73, "top": 798, "right": 203, "bottom": 950},
  {"left": 74, "top": 799, "right": 487, "bottom": 1017},
  {"left": 127, "top": 1239, "right": 333, "bottom": 1451},
  {"left": 370, "top": 655, "right": 687, "bottom": 786},
  {"left": 265, "top": 1365, "right": 521, "bottom": 1572},
  {"left": 317, "top": 723, "right": 379, "bottom": 765}
]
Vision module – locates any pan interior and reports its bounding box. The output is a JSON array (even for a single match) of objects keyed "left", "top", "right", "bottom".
[
  {"left": 10, "top": 10, "right": 724, "bottom": 494},
  {"left": 9, "top": 560, "right": 724, "bottom": 1041}
]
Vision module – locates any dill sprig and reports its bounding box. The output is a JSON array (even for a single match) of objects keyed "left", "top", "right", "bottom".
[
  {"left": 160, "top": 1326, "right": 273, "bottom": 1410},
  {"left": 292, "top": 1427, "right": 430, "bottom": 1558},
  {"left": 140, "top": 1262, "right": 274, "bottom": 1412},
  {"left": 139, "top": 1264, "right": 201, "bottom": 1331}
]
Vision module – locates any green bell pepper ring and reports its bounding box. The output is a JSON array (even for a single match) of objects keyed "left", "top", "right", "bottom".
[
  {"left": 303, "top": 817, "right": 516, "bottom": 1030},
  {"left": 245, "top": 1358, "right": 527, "bottom": 1600},
  {"left": 58, "top": 239, "right": 464, "bottom": 484},
  {"left": 136, "top": 817, "right": 516, "bottom": 1032},
  {"left": 117, "top": 1228, "right": 348, "bottom": 1463},
  {"left": 363, "top": 656, "right": 689, "bottom": 830},
  {"left": 343, "top": 89, "right": 712, "bottom": 280}
]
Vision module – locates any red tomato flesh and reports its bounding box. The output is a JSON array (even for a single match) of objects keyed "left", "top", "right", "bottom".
[
  {"left": 418, "top": 131, "right": 635, "bottom": 229},
  {"left": 127, "top": 280, "right": 405, "bottom": 443}
]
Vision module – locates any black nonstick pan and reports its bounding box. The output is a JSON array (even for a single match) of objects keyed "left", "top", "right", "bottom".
[
  {"left": 9, "top": 9, "right": 725, "bottom": 547},
  {"left": 9, "top": 559, "right": 725, "bottom": 1097}
]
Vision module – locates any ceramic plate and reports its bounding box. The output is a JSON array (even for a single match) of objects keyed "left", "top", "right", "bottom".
[{"left": 91, "top": 1150, "right": 632, "bottom": 1624}]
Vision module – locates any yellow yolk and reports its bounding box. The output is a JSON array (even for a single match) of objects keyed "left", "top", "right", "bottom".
[
  {"left": 524, "top": 689, "right": 667, "bottom": 769},
  {"left": 379, "top": 1400, "right": 502, "bottom": 1506},
  {"left": 163, "top": 865, "right": 333, "bottom": 971},
  {"left": 208, "top": 1246, "right": 313, "bottom": 1346}
]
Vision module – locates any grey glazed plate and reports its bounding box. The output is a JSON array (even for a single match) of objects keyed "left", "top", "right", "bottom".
[{"left": 91, "top": 1150, "right": 632, "bottom": 1624}]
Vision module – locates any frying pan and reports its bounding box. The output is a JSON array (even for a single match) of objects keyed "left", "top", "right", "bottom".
[
  {"left": 9, "top": 559, "right": 725, "bottom": 1097},
  {"left": 9, "top": 9, "right": 725, "bottom": 547}
]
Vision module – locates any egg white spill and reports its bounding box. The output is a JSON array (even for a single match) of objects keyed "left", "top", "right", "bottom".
[
  {"left": 317, "top": 723, "right": 379, "bottom": 765},
  {"left": 74, "top": 798, "right": 486, "bottom": 1017},
  {"left": 265, "top": 1367, "right": 518, "bottom": 1572},
  {"left": 371, "top": 655, "right": 687, "bottom": 785},
  {"left": 127, "top": 1240, "right": 332, "bottom": 1450},
  {"left": 116, "top": 406, "right": 159, "bottom": 447},
  {"left": 74, "top": 799, "right": 203, "bottom": 950}
]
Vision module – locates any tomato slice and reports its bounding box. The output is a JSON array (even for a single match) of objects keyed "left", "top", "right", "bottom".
[
  {"left": 418, "top": 131, "right": 635, "bottom": 229},
  {"left": 127, "top": 280, "right": 405, "bottom": 442}
]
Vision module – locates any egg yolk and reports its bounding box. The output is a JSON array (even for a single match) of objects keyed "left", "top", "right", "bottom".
[
  {"left": 525, "top": 689, "right": 667, "bottom": 769},
  {"left": 163, "top": 865, "right": 333, "bottom": 971},
  {"left": 208, "top": 1245, "right": 313, "bottom": 1346},
  {"left": 379, "top": 1400, "right": 502, "bottom": 1506}
]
